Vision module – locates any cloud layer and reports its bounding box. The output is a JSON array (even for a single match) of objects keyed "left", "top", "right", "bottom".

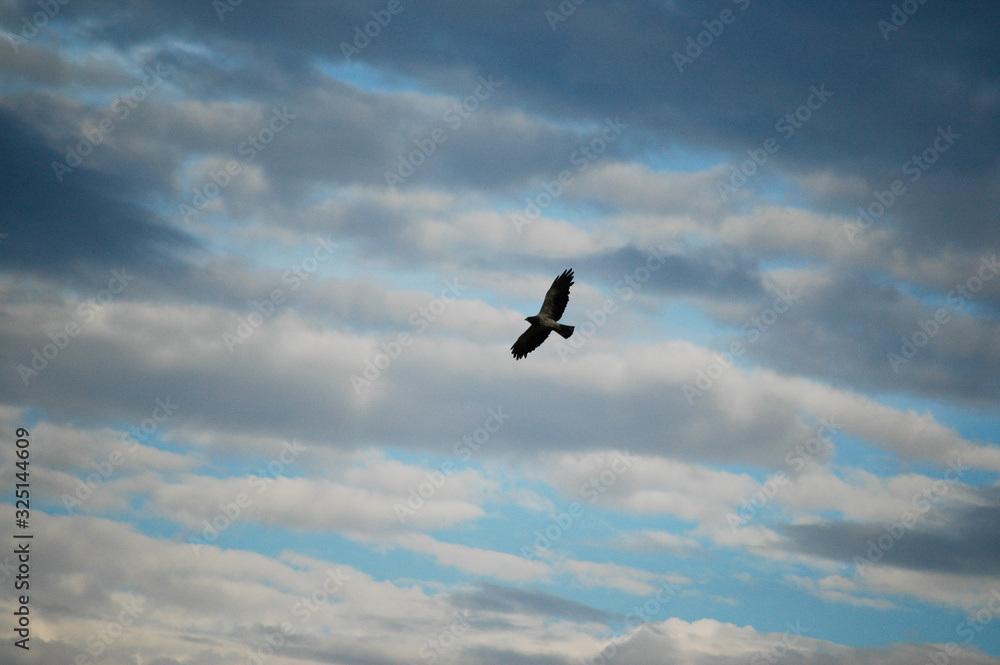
[{"left": 2, "top": 0, "right": 999, "bottom": 663}]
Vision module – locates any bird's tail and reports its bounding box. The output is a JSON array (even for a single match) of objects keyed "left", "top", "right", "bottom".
[{"left": 556, "top": 324, "right": 574, "bottom": 339}]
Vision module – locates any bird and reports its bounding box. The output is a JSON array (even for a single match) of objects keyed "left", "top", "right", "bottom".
[{"left": 511, "top": 269, "right": 575, "bottom": 359}]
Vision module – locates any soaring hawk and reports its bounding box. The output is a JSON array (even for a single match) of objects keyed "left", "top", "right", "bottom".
[{"left": 511, "top": 269, "right": 575, "bottom": 359}]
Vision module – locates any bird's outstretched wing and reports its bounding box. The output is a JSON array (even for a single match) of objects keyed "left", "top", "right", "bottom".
[
  {"left": 538, "top": 269, "right": 574, "bottom": 320},
  {"left": 511, "top": 325, "right": 551, "bottom": 360}
]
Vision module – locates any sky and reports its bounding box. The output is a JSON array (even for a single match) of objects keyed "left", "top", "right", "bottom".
[{"left": 1, "top": 0, "right": 1000, "bottom": 663}]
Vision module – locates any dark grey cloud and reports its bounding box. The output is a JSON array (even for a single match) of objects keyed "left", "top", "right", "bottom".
[
  {"left": 724, "top": 268, "right": 1000, "bottom": 406},
  {"left": 3, "top": 0, "right": 996, "bottom": 286},
  {"left": 579, "top": 243, "right": 765, "bottom": 302},
  {"left": 781, "top": 494, "right": 1000, "bottom": 576},
  {"left": 0, "top": 109, "right": 197, "bottom": 285},
  {"left": 450, "top": 582, "right": 618, "bottom": 624},
  {"left": 7, "top": 0, "right": 996, "bottom": 228}
]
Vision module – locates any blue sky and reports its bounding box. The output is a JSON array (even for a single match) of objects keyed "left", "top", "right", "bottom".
[{"left": 2, "top": 1, "right": 1000, "bottom": 664}]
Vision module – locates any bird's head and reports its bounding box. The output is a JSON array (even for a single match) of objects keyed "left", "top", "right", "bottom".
[{"left": 525, "top": 315, "right": 540, "bottom": 324}]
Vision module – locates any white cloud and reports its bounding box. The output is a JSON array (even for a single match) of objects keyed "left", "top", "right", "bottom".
[{"left": 389, "top": 532, "right": 551, "bottom": 582}]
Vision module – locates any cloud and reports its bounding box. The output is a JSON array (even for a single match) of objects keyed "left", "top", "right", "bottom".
[
  {"left": 450, "top": 582, "right": 617, "bottom": 624},
  {"left": 781, "top": 493, "right": 1000, "bottom": 577},
  {"left": 3, "top": 1, "right": 1000, "bottom": 663},
  {"left": 389, "top": 532, "right": 550, "bottom": 582},
  {"left": 0, "top": 110, "right": 197, "bottom": 285}
]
